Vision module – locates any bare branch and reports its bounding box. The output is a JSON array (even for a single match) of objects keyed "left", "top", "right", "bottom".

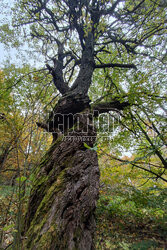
[
  {"left": 94, "top": 63, "right": 137, "bottom": 69},
  {"left": 92, "top": 100, "right": 129, "bottom": 114},
  {"left": 99, "top": 0, "right": 123, "bottom": 15}
]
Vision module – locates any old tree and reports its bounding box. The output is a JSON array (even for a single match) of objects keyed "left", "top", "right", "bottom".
[{"left": 2, "top": 0, "right": 166, "bottom": 249}]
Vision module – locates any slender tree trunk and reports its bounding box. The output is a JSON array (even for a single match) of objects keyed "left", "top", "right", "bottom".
[{"left": 22, "top": 106, "right": 100, "bottom": 249}]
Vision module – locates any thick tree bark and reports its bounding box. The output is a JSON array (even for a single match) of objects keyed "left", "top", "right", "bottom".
[{"left": 22, "top": 103, "right": 100, "bottom": 249}]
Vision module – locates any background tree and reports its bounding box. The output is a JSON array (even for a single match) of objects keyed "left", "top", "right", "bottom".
[
  {"left": 0, "top": 0, "right": 166, "bottom": 249},
  {"left": 0, "top": 65, "right": 54, "bottom": 248}
]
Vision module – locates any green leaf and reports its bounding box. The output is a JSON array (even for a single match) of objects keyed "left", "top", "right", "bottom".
[
  {"left": 83, "top": 143, "right": 97, "bottom": 151},
  {"left": 3, "top": 224, "right": 15, "bottom": 231},
  {"left": 16, "top": 176, "right": 27, "bottom": 183},
  {"left": 83, "top": 143, "right": 91, "bottom": 149}
]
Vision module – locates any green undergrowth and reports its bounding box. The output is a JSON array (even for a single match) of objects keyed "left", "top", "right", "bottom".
[
  {"left": 95, "top": 185, "right": 167, "bottom": 249},
  {"left": 0, "top": 184, "right": 14, "bottom": 197}
]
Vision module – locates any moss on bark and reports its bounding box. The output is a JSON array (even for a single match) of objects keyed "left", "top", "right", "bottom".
[{"left": 22, "top": 114, "right": 100, "bottom": 250}]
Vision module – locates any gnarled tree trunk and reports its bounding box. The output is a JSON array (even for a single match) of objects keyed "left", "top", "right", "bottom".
[{"left": 22, "top": 98, "right": 100, "bottom": 249}]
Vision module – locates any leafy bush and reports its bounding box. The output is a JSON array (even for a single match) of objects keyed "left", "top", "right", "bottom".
[{"left": 96, "top": 184, "right": 167, "bottom": 249}]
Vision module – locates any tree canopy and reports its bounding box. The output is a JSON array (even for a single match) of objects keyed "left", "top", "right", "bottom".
[{"left": 3, "top": 0, "right": 165, "bottom": 95}]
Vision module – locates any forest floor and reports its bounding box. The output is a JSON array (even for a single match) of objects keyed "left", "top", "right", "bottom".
[
  {"left": 95, "top": 185, "right": 167, "bottom": 249},
  {"left": 0, "top": 184, "right": 167, "bottom": 249},
  {"left": 96, "top": 211, "right": 167, "bottom": 249}
]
